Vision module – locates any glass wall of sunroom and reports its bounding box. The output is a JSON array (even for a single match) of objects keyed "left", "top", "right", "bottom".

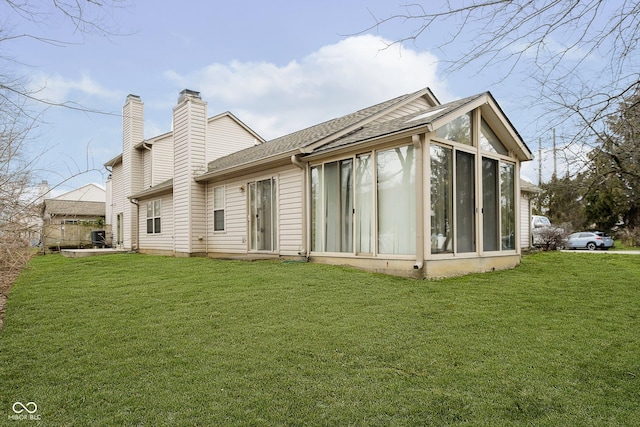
[{"left": 309, "top": 107, "right": 517, "bottom": 259}]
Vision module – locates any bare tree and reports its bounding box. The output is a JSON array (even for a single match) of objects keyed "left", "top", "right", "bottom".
[
  {"left": 0, "top": 0, "right": 128, "bottom": 328},
  {"left": 365, "top": 0, "right": 639, "bottom": 160}
]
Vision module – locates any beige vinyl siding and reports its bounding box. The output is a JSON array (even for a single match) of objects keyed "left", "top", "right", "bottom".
[
  {"left": 173, "top": 97, "right": 207, "bottom": 254},
  {"left": 172, "top": 102, "right": 191, "bottom": 253},
  {"left": 122, "top": 97, "right": 144, "bottom": 250},
  {"left": 371, "top": 97, "right": 434, "bottom": 124},
  {"left": 207, "top": 114, "right": 260, "bottom": 163},
  {"left": 143, "top": 149, "right": 151, "bottom": 188},
  {"left": 110, "top": 163, "right": 124, "bottom": 228},
  {"left": 207, "top": 182, "right": 248, "bottom": 254},
  {"left": 105, "top": 178, "right": 113, "bottom": 225},
  {"left": 278, "top": 167, "right": 303, "bottom": 255},
  {"left": 206, "top": 166, "right": 303, "bottom": 255},
  {"left": 151, "top": 135, "right": 174, "bottom": 185},
  {"left": 138, "top": 194, "right": 174, "bottom": 251}
]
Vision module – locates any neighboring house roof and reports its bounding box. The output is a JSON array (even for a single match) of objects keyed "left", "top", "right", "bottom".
[
  {"left": 196, "top": 87, "right": 439, "bottom": 181},
  {"left": 52, "top": 183, "right": 105, "bottom": 202},
  {"left": 520, "top": 179, "right": 542, "bottom": 194},
  {"left": 43, "top": 200, "right": 105, "bottom": 217},
  {"left": 196, "top": 89, "right": 532, "bottom": 182}
]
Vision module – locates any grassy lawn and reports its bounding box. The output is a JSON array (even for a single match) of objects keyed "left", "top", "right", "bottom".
[{"left": 1, "top": 252, "right": 639, "bottom": 426}]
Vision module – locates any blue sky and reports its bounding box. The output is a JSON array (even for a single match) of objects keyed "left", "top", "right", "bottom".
[{"left": 6, "top": 0, "right": 587, "bottom": 194}]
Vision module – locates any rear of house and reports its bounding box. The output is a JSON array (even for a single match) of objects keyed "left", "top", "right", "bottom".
[{"left": 105, "top": 86, "right": 533, "bottom": 278}]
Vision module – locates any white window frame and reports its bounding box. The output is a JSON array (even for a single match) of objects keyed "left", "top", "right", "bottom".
[
  {"left": 146, "top": 200, "right": 161, "bottom": 234},
  {"left": 213, "top": 186, "right": 225, "bottom": 232}
]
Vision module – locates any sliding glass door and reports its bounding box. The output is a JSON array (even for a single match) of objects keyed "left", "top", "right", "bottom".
[{"left": 249, "top": 178, "right": 276, "bottom": 251}]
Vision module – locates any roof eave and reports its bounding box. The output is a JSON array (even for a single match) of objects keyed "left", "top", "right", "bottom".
[{"left": 195, "top": 150, "right": 298, "bottom": 182}]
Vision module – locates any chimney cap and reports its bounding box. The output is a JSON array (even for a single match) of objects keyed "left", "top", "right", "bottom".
[{"left": 178, "top": 89, "right": 201, "bottom": 103}]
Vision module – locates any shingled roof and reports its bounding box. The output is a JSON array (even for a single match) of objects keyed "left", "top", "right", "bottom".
[
  {"left": 43, "top": 200, "right": 105, "bottom": 217},
  {"left": 199, "top": 88, "right": 437, "bottom": 178},
  {"left": 196, "top": 89, "right": 531, "bottom": 182}
]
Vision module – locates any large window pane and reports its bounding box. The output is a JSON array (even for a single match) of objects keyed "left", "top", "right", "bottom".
[
  {"left": 324, "top": 162, "right": 339, "bottom": 251},
  {"left": 482, "top": 157, "right": 499, "bottom": 251},
  {"left": 435, "top": 112, "right": 472, "bottom": 145},
  {"left": 340, "top": 160, "right": 353, "bottom": 252},
  {"left": 430, "top": 145, "right": 453, "bottom": 254},
  {"left": 213, "top": 186, "right": 225, "bottom": 231},
  {"left": 324, "top": 160, "right": 353, "bottom": 252},
  {"left": 456, "top": 151, "right": 476, "bottom": 253},
  {"left": 356, "top": 154, "right": 373, "bottom": 253},
  {"left": 377, "top": 146, "right": 415, "bottom": 255},
  {"left": 310, "top": 167, "right": 323, "bottom": 252},
  {"left": 249, "top": 179, "right": 275, "bottom": 251},
  {"left": 500, "top": 162, "right": 516, "bottom": 250},
  {"left": 480, "top": 119, "right": 508, "bottom": 155}
]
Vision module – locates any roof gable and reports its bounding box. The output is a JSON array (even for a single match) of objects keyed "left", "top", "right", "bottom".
[
  {"left": 208, "top": 111, "right": 266, "bottom": 144},
  {"left": 309, "top": 92, "right": 532, "bottom": 162},
  {"left": 51, "top": 183, "right": 106, "bottom": 202}
]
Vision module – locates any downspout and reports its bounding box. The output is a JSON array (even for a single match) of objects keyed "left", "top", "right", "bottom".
[
  {"left": 412, "top": 134, "right": 424, "bottom": 272},
  {"left": 291, "top": 154, "right": 308, "bottom": 259},
  {"left": 130, "top": 198, "right": 139, "bottom": 252}
]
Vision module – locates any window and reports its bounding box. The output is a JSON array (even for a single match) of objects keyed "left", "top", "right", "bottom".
[
  {"left": 146, "top": 200, "right": 161, "bottom": 234},
  {"left": 482, "top": 158, "right": 499, "bottom": 251},
  {"left": 456, "top": 151, "right": 476, "bottom": 253},
  {"left": 311, "top": 167, "right": 323, "bottom": 252},
  {"left": 430, "top": 145, "right": 476, "bottom": 254},
  {"left": 430, "top": 145, "right": 453, "bottom": 253},
  {"left": 377, "top": 145, "right": 415, "bottom": 255},
  {"left": 482, "top": 157, "right": 516, "bottom": 252},
  {"left": 213, "top": 186, "right": 225, "bottom": 231},
  {"left": 310, "top": 144, "right": 415, "bottom": 256},
  {"left": 435, "top": 112, "right": 472, "bottom": 145},
  {"left": 500, "top": 162, "right": 516, "bottom": 250},
  {"left": 355, "top": 154, "right": 373, "bottom": 254},
  {"left": 480, "top": 119, "right": 508, "bottom": 155},
  {"left": 311, "top": 160, "right": 354, "bottom": 253}
]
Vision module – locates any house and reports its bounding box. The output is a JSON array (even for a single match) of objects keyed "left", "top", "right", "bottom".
[
  {"left": 519, "top": 179, "right": 542, "bottom": 249},
  {"left": 105, "top": 87, "right": 533, "bottom": 278},
  {"left": 42, "top": 183, "right": 107, "bottom": 249}
]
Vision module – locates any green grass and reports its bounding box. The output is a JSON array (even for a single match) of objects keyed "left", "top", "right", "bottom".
[{"left": 1, "top": 253, "right": 639, "bottom": 426}]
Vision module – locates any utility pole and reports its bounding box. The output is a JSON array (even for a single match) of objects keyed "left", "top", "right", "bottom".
[{"left": 538, "top": 138, "right": 542, "bottom": 186}]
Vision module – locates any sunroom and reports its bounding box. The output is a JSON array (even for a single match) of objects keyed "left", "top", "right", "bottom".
[{"left": 305, "top": 92, "right": 532, "bottom": 278}]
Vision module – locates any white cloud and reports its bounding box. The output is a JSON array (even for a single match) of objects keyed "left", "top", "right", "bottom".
[
  {"left": 29, "top": 72, "right": 125, "bottom": 105},
  {"left": 163, "top": 34, "right": 452, "bottom": 140}
]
